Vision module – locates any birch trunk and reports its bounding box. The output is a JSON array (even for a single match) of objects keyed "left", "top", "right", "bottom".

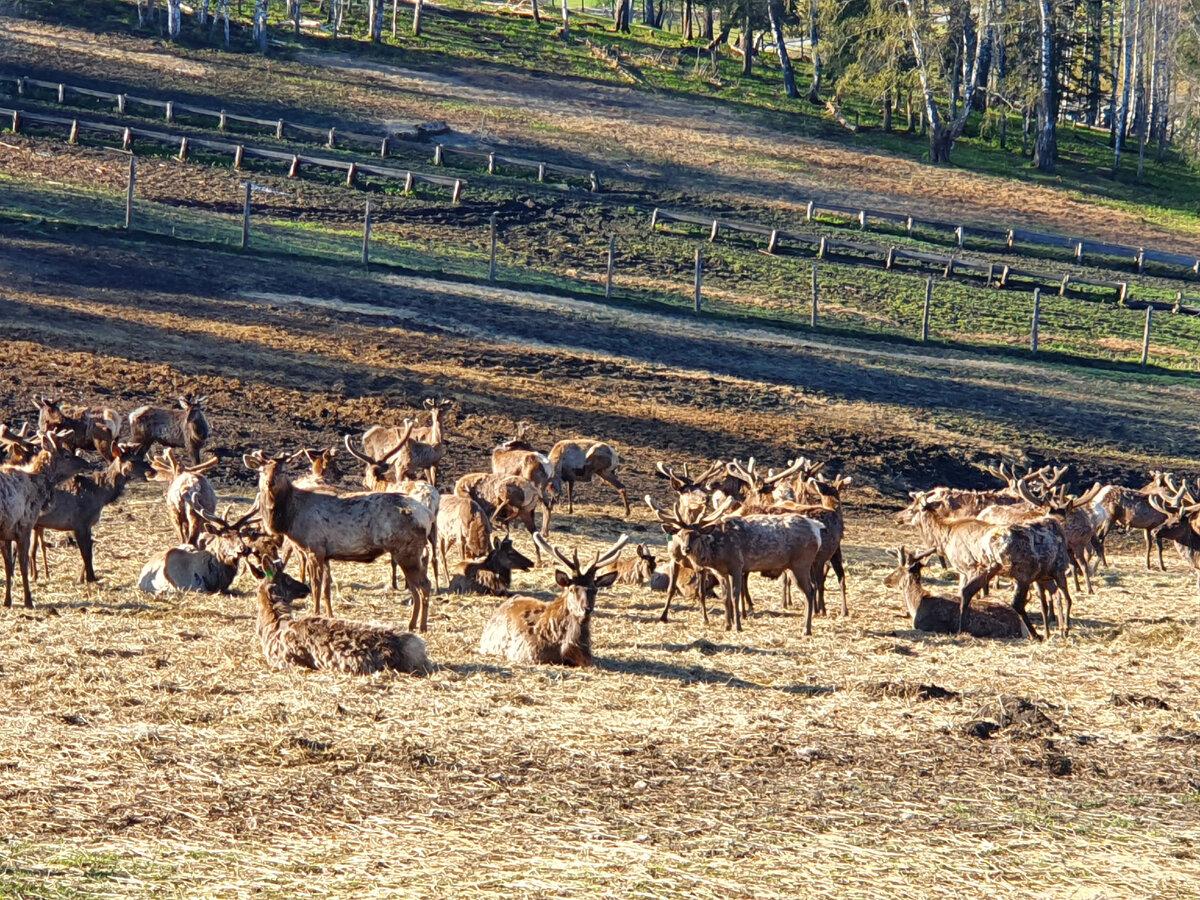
[
  {"left": 767, "top": 0, "right": 797, "bottom": 98},
  {"left": 1032, "top": 0, "right": 1057, "bottom": 171},
  {"left": 807, "top": 0, "right": 820, "bottom": 103}
]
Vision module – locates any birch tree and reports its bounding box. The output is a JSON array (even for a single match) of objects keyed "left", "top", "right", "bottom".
[
  {"left": 1032, "top": 0, "right": 1058, "bottom": 170},
  {"left": 905, "top": 0, "right": 993, "bottom": 163},
  {"left": 253, "top": 0, "right": 269, "bottom": 52}
]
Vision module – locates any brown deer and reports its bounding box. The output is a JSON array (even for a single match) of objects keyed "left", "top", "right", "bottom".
[
  {"left": 885, "top": 547, "right": 1030, "bottom": 639},
  {"left": 150, "top": 449, "right": 219, "bottom": 545},
  {"left": 491, "top": 423, "right": 558, "bottom": 535},
  {"left": 436, "top": 493, "right": 492, "bottom": 578},
  {"left": 655, "top": 460, "right": 724, "bottom": 517},
  {"left": 454, "top": 472, "right": 542, "bottom": 563},
  {"left": 363, "top": 398, "right": 450, "bottom": 486},
  {"left": 344, "top": 428, "right": 440, "bottom": 588},
  {"left": 33, "top": 443, "right": 153, "bottom": 583},
  {"left": 249, "top": 556, "right": 432, "bottom": 676},
  {"left": 0, "top": 424, "right": 37, "bottom": 466},
  {"left": 598, "top": 542, "right": 657, "bottom": 586},
  {"left": 549, "top": 440, "right": 629, "bottom": 515},
  {"left": 138, "top": 504, "right": 260, "bottom": 594},
  {"left": 291, "top": 446, "right": 339, "bottom": 491},
  {"left": 897, "top": 497, "right": 1072, "bottom": 639},
  {"left": 478, "top": 533, "right": 626, "bottom": 666},
  {"left": 244, "top": 452, "right": 434, "bottom": 629},
  {"left": 646, "top": 496, "right": 823, "bottom": 634},
  {"left": 1094, "top": 472, "right": 1171, "bottom": 570},
  {"left": 0, "top": 431, "right": 92, "bottom": 608},
  {"left": 130, "top": 396, "right": 210, "bottom": 464},
  {"left": 447, "top": 536, "right": 534, "bottom": 596},
  {"left": 32, "top": 396, "right": 120, "bottom": 456}
]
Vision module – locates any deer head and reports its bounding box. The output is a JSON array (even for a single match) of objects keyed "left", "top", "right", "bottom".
[{"left": 533, "top": 533, "right": 628, "bottom": 616}]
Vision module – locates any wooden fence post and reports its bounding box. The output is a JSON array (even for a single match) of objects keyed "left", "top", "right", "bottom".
[
  {"left": 693, "top": 247, "right": 703, "bottom": 314},
  {"left": 1141, "top": 305, "right": 1152, "bottom": 366},
  {"left": 346, "top": 162, "right": 357, "bottom": 187},
  {"left": 858, "top": 210, "right": 866, "bottom": 230},
  {"left": 124, "top": 155, "right": 136, "bottom": 230},
  {"left": 921, "top": 276, "right": 932, "bottom": 341},
  {"left": 234, "top": 145, "right": 245, "bottom": 169},
  {"left": 9, "top": 110, "right": 17, "bottom": 134},
  {"left": 452, "top": 180, "right": 463, "bottom": 203},
  {"left": 288, "top": 155, "right": 300, "bottom": 177},
  {"left": 489, "top": 213, "right": 498, "bottom": 282},
  {"left": 178, "top": 137, "right": 189, "bottom": 161},
  {"left": 122, "top": 127, "right": 132, "bottom": 150},
  {"left": 117, "top": 93, "right": 126, "bottom": 114},
  {"left": 605, "top": 235, "right": 615, "bottom": 301},
  {"left": 434, "top": 145, "right": 444, "bottom": 166},
  {"left": 537, "top": 162, "right": 546, "bottom": 182},
  {"left": 68, "top": 120, "right": 79, "bottom": 144},
  {"left": 57, "top": 83, "right": 66, "bottom": 104},
  {"left": 955, "top": 225, "right": 964, "bottom": 248},
  {"left": 219, "top": 110, "right": 227, "bottom": 131},
  {"left": 362, "top": 200, "right": 372, "bottom": 266},
  {"left": 767, "top": 229, "right": 778, "bottom": 254},
  {"left": 811, "top": 265, "right": 818, "bottom": 327},
  {"left": 328, "top": 127, "right": 337, "bottom": 149},
  {"left": 165, "top": 100, "right": 174, "bottom": 123},
  {"left": 380, "top": 137, "right": 389, "bottom": 158},
  {"left": 1030, "top": 288, "right": 1041, "bottom": 353},
  {"left": 241, "top": 182, "right": 251, "bottom": 250},
  {"left": 275, "top": 119, "right": 285, "bottom": 140}
]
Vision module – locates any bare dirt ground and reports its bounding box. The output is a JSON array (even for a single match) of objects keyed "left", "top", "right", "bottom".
[
  {"left": 3, "top": 16, "right": 1200, "bottom": 254},
  {"left": 2, "top": 224, "right": 1200, "bottom": 897}
]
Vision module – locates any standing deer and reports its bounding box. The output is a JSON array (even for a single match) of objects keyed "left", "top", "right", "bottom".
[
  {"left": 0, "top": 431, "right": 92, "bottom": 608},
  {"left": 436, "top": 493, "right": 492, "bottom": 578},
  {"left": 655, "top": 460, "right": 724, "bottom": 517},
  {"left": 1150, "top": 487, "right": 1200, "bottom": 596},
  {"left": 1094, "top": 472, "right": 1171, "bottom": 571},
  {"left": 129, "top": 396, "right": 210, "bottom": 464},
  {"left": 150, "top": 449, "right": 219, "bottom": 545},
  {"left": 249, "top": 556, "right": 432, "bottom": 675},
  {"left": 362, "top": 398, "right": 450, "bottom": 486},
  {"left": 244, "top": 452, "right": 433, "bottom": 630},
  {"left": 491, "top": 423, "right": 558, "bottom": 535},
  {"left": 479, "top": 533, "right": 627, "bottom": 666},
  {"left": 549, "top": 440, "right": 630, "bottom": 515},
  {"left": 33, "top": 443, "right": 153, "bottom": 583},
  {"left": 646, "top": 496, "right": 823, "bottom": 634},
  {"left": 32, "top": 396, "right": 121, "bottom": 456},
  {"left": 454, "top": 472, "right": 543, "bottom": 564},
  {"left": 885, "top": 547, "right": 1030, "bottom": 639}
]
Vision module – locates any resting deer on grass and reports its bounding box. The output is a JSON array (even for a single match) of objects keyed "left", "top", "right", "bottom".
[
  {"left": 447, "top": 536, "right": 534, "bottom": 596},
  {"left": 479, "top": 533, "right": 626, "bottom": 666},
  {"left": 885, "top": 547, "right": 1030, "bottom": 639},
  {"left": 138, "top": 504, "right": 261, "bottom": 595},
  {"left": 597, "top": 542, "right": 657, "bottom": 586},
  {"left": 249, "top": 555, "right": 432, "bottom": 676},
  {"left": 130, "top": 396, "right": 210, "bottom": 465}
]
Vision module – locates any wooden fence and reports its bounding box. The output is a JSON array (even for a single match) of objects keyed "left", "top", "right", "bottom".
[
  {"left": 2, "top": 106, "right": 466, "bottom": 201},
  {"left": 650, "top": 206, "right": 1200, "bottom": 319},
  {"left": 9, "top": 75, "right": 603, "bottom": 191}
]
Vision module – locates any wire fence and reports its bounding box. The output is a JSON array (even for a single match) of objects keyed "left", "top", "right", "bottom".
[{"left": 4, "top": 157, "right": 1200, "bottom": 374}]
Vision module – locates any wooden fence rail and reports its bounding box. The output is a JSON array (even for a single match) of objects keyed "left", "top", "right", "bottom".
[
  {"left": 649, "top": 206, "right": 1200, "bottom": 317},
  {"left": 3, "top": 106, "right": 465, "bottom": 201},
  {"left": 11, "top": 75, "right": 602, "bottom": 191}
]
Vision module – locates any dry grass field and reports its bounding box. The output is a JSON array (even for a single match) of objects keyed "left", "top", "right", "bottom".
[{"left": 1, "top": 221, "right": 1200, "bottom": 899}]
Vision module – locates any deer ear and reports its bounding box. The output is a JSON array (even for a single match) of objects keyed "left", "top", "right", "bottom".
[
  {"left": 594, "top": 570, "right": 619, "bottom": 589},
  {"left": 243, "top": 454, "right": 263, "bottom": 471},
  {"left": 554, "top": 569, "right": 572, "bottom": 588}
]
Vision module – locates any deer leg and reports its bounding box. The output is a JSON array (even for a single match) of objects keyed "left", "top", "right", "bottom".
[
  {"left": 1, "top": 541, "right": 13, "bottom": 608},
  {"left": 1156, "top": 530, "right": 1168, "bottom": 571},
  {"left": 958, "top": 570, "right": 990, "bottom": 633},
  {"left": 427, "top": 534, "right": 439, "bottom": 591},
  {"left": 77, "top": 529, "right": 97, "bottom": 583},
  {"left": 29, "top": 529, "right": 40, "bottom": 583},
  {"left": 1011, "top": 581, "right": 1042, "bottom": 642},
  {"left": 725, "top": 571, "right": 741, "bottom": 632},
  {"left": 402, "top": 560, "right": 431, "bottom": 632},
  {"left": 390, "top": 552, "right": 400, "bottom": 591},
  {"left": 1079, "top": 547, "right": 1094, "bottom": 595},
  {"left": 595, "top": 470, "right": 630, "bottom": 516},
  {"left": 428, "top": 465, "right": 438, "bottom": 488},
  {"left": 566, "top": 480, "right": 574, "bottom": 515},
  {"left": 830, "top": 549, "right": 848, "bottom": 617},
  {"left": 16, "top": 531, "right": 33, "bottom": 608},
  {"left": 1056, "top": 572, "right": 1073, "bottom": 635},
  {"left": 793, "top": 564, "right": 816, "bottom": 637}
]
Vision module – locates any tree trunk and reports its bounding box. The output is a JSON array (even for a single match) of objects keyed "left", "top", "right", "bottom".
[
  {"left": 740, "top": 18, "right": 753, "bottom": 76},
  {"left": 1032, "top": 0, "right": 1057, "bottom": 171},
  {"left": 294, "top": 0, "right": 302, "bottom": 36},
  {"left": 704, "top": 6, "right": 713, "bottom": 39},
  {"left": 906, "top": 89, "right": 914, "bottom": 132},
  {"left": 613, "top": 0, "right": 629, "bottom": 32},
  {"left": 882, "top": 88, "right": 892, "bottom": 132},
  {"left": 412, "top": 0, "right": 423, "bottom": 35},
  {"left": 1113, "top": 0, "right": 1135, "bottom": 174},
  {"left": 532, "top": 0, "right": 540, "bottom": 25},
  {"left": 929, "top": 126, "right": 955, "bottom": 164},
  {"left": 1085, "top": 0, "right": 1103, "bottom": 125},
  {"left": 643, "top": 0, "right": 653, "bottom": 27},
  {"left": 253, "top": 0, "right": 269, "bottom": 52},
  {"left": 767, "top": 0, "right": 797, "bottom": 98},
  {"left": 561, "top": 0, "right": 569, "bottom": 37},
  {"left": 167, "top": 0, "right": 182, "bottom": 38},
  {"left": 683, "top": 0, "right": 692, "bottom": 40},
  {"left": 807, "top": 0, "right": 820, "bottom": 103},
  {"left": 199, "top": 0, "right": 209, "bottom": 27}
]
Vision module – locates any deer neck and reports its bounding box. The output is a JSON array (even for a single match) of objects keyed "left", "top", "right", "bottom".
[
  {"left": 898, "top": 573, "right": 927, "bottom": 621},
  {"left": 260, "top": 476, "right": 294, "bottom": 537},
  {"left": 256, "top": 584, "right": 292, "bottom": 632}
]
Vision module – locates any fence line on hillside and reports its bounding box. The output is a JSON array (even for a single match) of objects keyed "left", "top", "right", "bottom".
[
  {"left": 4, "top": 148, "right": 1195, "bottom": 371},
  {"left": 11, "top": 75, "right": 1199, "bottom": 279},
  {"left": 2, "top": 106, "right": 466, "bottom": 201},
  {"left": 7, "top": 75, "right": 603, "bottom": 191}
]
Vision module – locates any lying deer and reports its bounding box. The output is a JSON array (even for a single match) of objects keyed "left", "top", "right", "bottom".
[
  {"left": 885, "top": 547, "right": 1030, "bottom": 639},
  {"left": 249, "top": 556, "right": 432, "bottom": 676},
  {"left": 479, "top": 533, "right": 626, "bottom": 666},
  {"left": 447, "top": 536, "right": 534, "bottom": 596}
]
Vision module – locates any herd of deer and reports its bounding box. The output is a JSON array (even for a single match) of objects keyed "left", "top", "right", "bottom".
[{"left": 1, "top": 394, "right": 1197, "bottom": 679}]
